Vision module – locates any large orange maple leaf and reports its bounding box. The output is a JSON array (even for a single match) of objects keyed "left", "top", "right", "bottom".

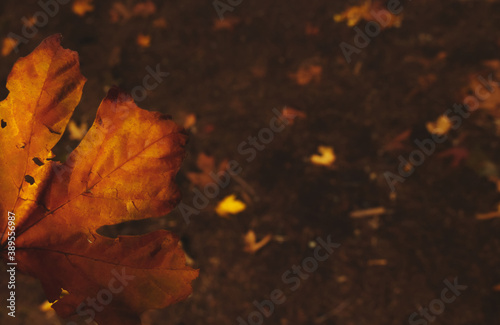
[{"left": 0, "top": 35, "right": 198, "bottom": 324}]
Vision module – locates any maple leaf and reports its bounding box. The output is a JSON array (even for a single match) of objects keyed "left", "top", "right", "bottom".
[{"left": 0, "top": 35, "right": 197, "bottom": 324}]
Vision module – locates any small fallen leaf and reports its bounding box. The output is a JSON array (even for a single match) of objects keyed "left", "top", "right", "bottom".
[
  {"left": 67, "top": 120, "right": 88, "bottom": 140},
  {"left": 334, "top": 0, "right": 402, "bottom": 28},
  {"left": 213, "top": 17, "right": 242, "bottom": 31},
  {"left": 426, "top": 115, "right": 452, "bottom": 135},
  {"left": 215, "top": 194, "right": 246, "bottom": 217},
  {"left": 310, "top": 146, "right": 336, "bottom": 166},
  {"left": 187, "top": 153, "right": 228, "bottom": 188},
  {"left": 289, "top": 63, "right": 322, "bottom": 85},
  {"left": 350, "top": 207, "right": 387, "bottom": 218},
  {"left": 281, "top": 106, "right": 307, "bottom": 125},
  {"left": 72, "top": 0, "right": 94, "bottom": 16},
  {"left": 183, "top": 113, "right": 197, "bottom": 130},
  {"left": 133, "top": 0, "right": 157, "bottom": 17},
  {"left": 39, "top": 300, "right": 54, "bottom": 312},
  {"left": 1, "top": 37, "right": 18, "bottom": 57},
  {"left": 136, "top": 34, "right": 151, "bottom": 48},
  {"left": 244, "top": 230, "right": 272, "bottom": 253}
]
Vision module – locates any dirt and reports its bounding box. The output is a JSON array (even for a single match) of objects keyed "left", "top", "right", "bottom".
[{"left": 1, "top": 0, "right": 500, "bottom": 324}]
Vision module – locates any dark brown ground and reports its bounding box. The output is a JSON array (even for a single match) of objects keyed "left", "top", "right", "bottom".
[{"left": 1, "top": 0, "right": 500, "bottom": 324}]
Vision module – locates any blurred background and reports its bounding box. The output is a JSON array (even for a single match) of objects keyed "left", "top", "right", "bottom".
[{"left": 1, "top": 0, "right": 500, "bottom": 324}]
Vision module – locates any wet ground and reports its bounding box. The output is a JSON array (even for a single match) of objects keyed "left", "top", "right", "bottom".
[{"left": 1, "top": 0, "right": 500, "bottom": 324}]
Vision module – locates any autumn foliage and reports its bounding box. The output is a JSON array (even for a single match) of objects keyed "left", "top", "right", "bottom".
[{"left": 0, "top": 35, "right": 197, "bottom": 324}]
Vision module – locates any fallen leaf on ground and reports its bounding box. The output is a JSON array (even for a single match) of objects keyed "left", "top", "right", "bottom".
[
  {"left": 476, "top": 203, "right": 500, "bottom": 220},
  {"left": 281, "top": 106, "right": 307, "bottom": 125},
  {"left": 0, "top": 35, "right": 197, "bottom": 325},
  {"left": 289, "top": 63, "right": 322, "bottom": 85},
  {"left": 334, "top": 0, "right": 403, "bottom": 28},
  {"left": 350, "top": 207, "right": 387, "bottom": 218},
  {"left": 72, "top": 0, "right": 94, "bottom": 16},
  {"left": 215, "top": 194, "right": 246, "bottom": 217},
  {"left": 187, "top": 153, "right": 228, "bottom": 188},
  {"left": 310, "top": 146, "right": 336, "bottom": 166},
  {"left": 426, "top": 115, "right": 452, "bottom": 135},
  {"left": 67, "top": 120, "right": 88, "bottom": 140},
  {"left": 213, "top": 17, "right": 242, "bottom": 31},
  {"left": 244, "top": 230, "right": 272, "bottom": 253},
  {"left": 1, "top": 37, "right": 18, "bottom": 56},
  {"left": 133, "top": 0, "right": 157, "bottom": 17},
  {"left": 136, "top": 34, "right": 151, "bottom": 48},
  {"left": 183, "top": 113, "right": 197, "bottom": 130}
]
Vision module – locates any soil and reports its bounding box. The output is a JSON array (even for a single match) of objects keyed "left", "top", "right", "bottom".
[{"left": 0, "top": 0, "right": 500, "bottom": 324}]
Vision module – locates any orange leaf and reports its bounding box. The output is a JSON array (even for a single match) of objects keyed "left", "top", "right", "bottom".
[
  {"left": 289, "top": 63, "right": 322, "bottom": 85},
  {"left": 1, "top": 37, "right": 18, "bottom": 57},
  {"left": 136, "top": 34, "right": 152, "bottom": 48},
  {"left": 243, "top": 230, "right": 272, "bottom": 254},
  {"left": 334, "top": 0, "right": 403, "bottom": 29},
  {"left": 187, "top": 153, "right": 228, "bottom": 188},
  {"left": 72, "top": 0, "right": 94, "bottom": 16},
  {"left": 0, "top": 35, "right": 197, "bottom": 324}
]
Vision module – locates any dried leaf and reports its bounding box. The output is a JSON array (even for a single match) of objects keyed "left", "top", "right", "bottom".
[
  {"left": 1, "top": 37, "right": 18, "bottom": 57},
  {"left": 281, "top": 106, "right": 307, "bottom": 125},
  {"left": 310, "top": 146, "right": 336, "bottom": 166},
  {"left": 0, "top": 35, "right": 197, "bottom": 325},
  {"left": 289, "top": 63, "right": 322, "bottom": 85},
  {"left": 334, "top": 0, "right": 403, "bottom": 28},
  {"left": 426, "top": 115, "right": 452, "bottom": 135},
  {"left": 72, "top": 0, "right": 94, "bottom": 16},
  {"left": 183, "top": 113, "right": 197, "bottom": 130},
  {"left": 67, "top": 120, "right": 88, "bottom": 140},
  {"left": 243, "top": 230, "right": 272, "bottom": 254},
  {"left": 350, "top": 207, "right": 387, "bottom": 218},
  {"left": 136, "top": 34, "right": 151, "bottom": 48},
  {"left": 215, "top": 194, "right": 246, "bottom": 217},
  {"left": 187, "top": 153, "right": 228, "bottom": 188}
]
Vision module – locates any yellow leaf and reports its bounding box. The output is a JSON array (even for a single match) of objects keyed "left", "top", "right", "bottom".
[
  {"left": 310, "top": 146, "right": 336, "bottom": 166},
  {"left": 426, "top": 115, "right": 452, "bottom": 135},
  {"left": 67, "top": 120, "right": 88, "bottom": 140},
  {"left": 215, "top": 194, "right": 246, "bottom": 217},
  {"left": 39, "top": 300, "right": 53, "bottom": 312}
]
